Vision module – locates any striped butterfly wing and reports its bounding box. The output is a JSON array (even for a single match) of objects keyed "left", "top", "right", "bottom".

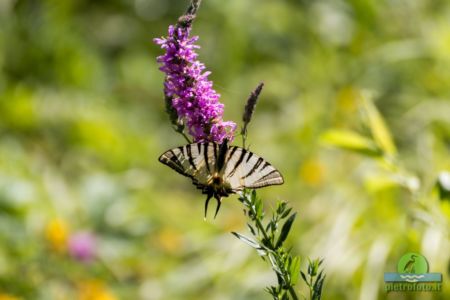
[
  {"left": 159, "top": 143, "right": 218, "bottom": 187},
  {"left": 223, "top": 146, "right": 284, "bottom": 191}
]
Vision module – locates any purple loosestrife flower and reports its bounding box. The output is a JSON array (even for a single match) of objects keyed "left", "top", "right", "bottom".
[
  {"left": 68, "top": 232, "right": 96, "bottom": 263},
  {"left": 154, "top": 23, "right": 236, "bottom": 143}
]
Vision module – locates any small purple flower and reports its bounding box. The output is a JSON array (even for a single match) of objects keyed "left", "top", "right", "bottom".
[
  {"left": 68, "top": 232, "right": 96, "bottom": 262},
  {"left": 154, "top": 23, "right": 236, "bottom": 143}
]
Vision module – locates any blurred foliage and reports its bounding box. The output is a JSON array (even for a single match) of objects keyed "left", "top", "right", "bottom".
[{"left": 0, "top": 0, "right": 449, "bottom": 299}]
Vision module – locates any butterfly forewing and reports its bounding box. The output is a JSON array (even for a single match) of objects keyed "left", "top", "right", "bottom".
[
  {"left": 223, "top": 146, "right": 284, "bottom": 191},
  {"left": 159, "top": 143, "right": 218, "bottom": 186},
  {"left": 159, "top": 142, "right": 283, "bottom": 194}
]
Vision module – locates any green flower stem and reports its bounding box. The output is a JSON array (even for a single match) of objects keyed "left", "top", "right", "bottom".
[{"left": 178, "top": 129, "right": 192, "bottom": 144}]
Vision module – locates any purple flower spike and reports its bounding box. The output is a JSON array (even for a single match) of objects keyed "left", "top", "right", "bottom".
[
  {"left": 154, "top": 22, "right": 236, "bottom": 143},
  {"left": 68, "top": 232, "right": 96, "bottom": 263}
]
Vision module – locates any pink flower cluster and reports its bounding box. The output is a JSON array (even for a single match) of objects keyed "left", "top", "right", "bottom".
[
  {"left": 68, "top": 232, "right": 96, "bottom": 263},
  {"left": 154, "top": 25, "right": 236, "bottom": 143}
]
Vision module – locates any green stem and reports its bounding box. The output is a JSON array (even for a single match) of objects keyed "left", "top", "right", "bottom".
[
  {"left": 255, "top": 216, "right": 270, "bottom": 245},
  {"left": 241, "top": 191, "right": 300, "bottom": 299},
  {"left": 180, "top": 131, "right": 192, "bottom": 143},
  {"left": 241, "top": 127, "right": 247, "bottom": 149},
  {"left": 289, "top": 286, "right": 299, "bottom": 300},
  {"left": 242, "top": 192, "right": 270, "bottom": 244}
]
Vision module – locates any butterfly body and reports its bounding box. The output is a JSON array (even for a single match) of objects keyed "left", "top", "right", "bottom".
[{"left": 159, "top": 140, "right": 284, "bottom": 218}]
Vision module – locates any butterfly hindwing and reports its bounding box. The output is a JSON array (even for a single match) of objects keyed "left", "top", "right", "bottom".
[{"left": 223, "top": 146, "right": 284, "bottom": 191}]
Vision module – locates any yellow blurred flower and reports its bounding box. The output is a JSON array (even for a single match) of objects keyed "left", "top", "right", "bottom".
[
  {"left": 155, "top": 227, "right": 183, "bottom": 253},
  {"left": 45, "top": 218, "right": 69, "bottom": 253},
  {"left": 0, "top": 294, "right": 21, "bottom": 300},
  {"left": 78, "top": 280, "right": 117, "bottom": 300},
  {"left": 299, "top": 158, "right": 325, "bottom": 187}
]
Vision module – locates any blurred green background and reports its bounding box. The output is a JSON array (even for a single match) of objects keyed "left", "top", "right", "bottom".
[{"left": 0, "top": 0, "right": 449, "bottom": 299}]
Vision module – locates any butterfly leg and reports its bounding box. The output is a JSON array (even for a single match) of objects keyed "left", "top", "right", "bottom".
[
  {"left": 213, "top": 194, "right": 222, "bottom": 219},
  {"left": 204, "top": 192, "right": 213, "bottom": 220}
]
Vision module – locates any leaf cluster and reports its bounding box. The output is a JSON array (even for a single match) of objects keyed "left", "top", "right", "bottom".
[
  {"left": 321, "top": 94, "right": 396, "bottom": 158},
  {"left": 232, "top": 190, "right": 325, "bottom": 300},
  {"left": 301, "top": 259, "right": 326, "bottom": 300}
]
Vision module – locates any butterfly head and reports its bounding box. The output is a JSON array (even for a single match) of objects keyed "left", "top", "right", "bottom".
[{"left": 212, "top": 176, "right": 222, "bottom": 185}]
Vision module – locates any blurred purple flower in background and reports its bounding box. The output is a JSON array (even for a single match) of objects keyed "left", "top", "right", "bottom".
[
  {"left": 154, "top": 22, "right": 236, "bottom": 143},
  {"left": 68, "top": 232, "right": 96, "bottom": 262}
]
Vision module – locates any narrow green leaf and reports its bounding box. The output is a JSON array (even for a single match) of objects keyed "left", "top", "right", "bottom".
[
  {"left": 363, "top": 174, "right": 398, "bottom": 193},
  {"left": 289, "top": 256, "right": 301, "bottom": 285},
  {"left": 318, "top": 259, "right": 324, "bottom": 267},
  {"left": 256, "top": 248, "right": 267, "bottom": 256},
  {"left": 247, "top": 223, "right": 256, "bottom": 235},
  {"left": 300, "top": 271, "right": 308, "bottom": 285},
  {"left": 276, "top": 201, "right": 287, "bottom": 214},
  {"left": 251, "top": 189, "right": 257, "bottom": 201},
  {"left": 268, "top": 253, "right": 283, "bottom": 275},
  {"left": 321, "top": 129, "right": 381, "bottom": 156},
  {"left": 362, "top": 96, "right": 397, "bottom": 155},
  {"left": 284, "top": 256, "right": 291, "bottom": 272},
  {"left": 231, "top": 232, "right": 261, "bottom": 249},
  {"left": 309, "top": 259, "right": 319, "bottom": 276},
  {"left": 312, "top": 273, "right": 325, "bottom": 300},
  {"left": 281, "top": 207, "right": 292, "bottom": 219},
  {"left": 265, "top": 220, "right": 272, "bottom": 232},
  {"left": 265, "top": 286, "right": 278, "bottom": 297},
  {"left": 276, "top": 213, "right": 297, "bottom": 248}
]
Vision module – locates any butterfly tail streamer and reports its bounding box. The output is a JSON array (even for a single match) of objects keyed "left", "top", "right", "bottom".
[{"left": 204, "top": 193, "right": 213, "bottom": 220}]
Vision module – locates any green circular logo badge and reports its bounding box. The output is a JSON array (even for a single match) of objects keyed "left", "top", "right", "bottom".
[{"left": 397, "top": 252, "right": 429, "bottom": 274}]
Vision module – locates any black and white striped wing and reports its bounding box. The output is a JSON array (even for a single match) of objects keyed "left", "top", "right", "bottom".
[
  {"left": 223, "top": 146, "right": 284, "bottom": 191},
  {"left": 158, "top": 143, "right": 218, "bottom": 186}
]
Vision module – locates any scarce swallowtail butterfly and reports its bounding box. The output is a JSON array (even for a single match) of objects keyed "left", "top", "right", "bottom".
[{"left": 158, "top": 139, "right": 284, "bottom": 218}]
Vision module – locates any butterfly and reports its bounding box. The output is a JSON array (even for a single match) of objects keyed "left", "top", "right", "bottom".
[{"left": 158, "top": 139, "right": 284, "bottom": 218}]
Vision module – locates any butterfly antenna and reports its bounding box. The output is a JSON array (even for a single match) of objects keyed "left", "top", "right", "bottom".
[
  {"left": 204, "top": 193, "right": 213, "bottom": 220},
  {"left": 213, "top": 195, "right": 222, "bottom": 219}
]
